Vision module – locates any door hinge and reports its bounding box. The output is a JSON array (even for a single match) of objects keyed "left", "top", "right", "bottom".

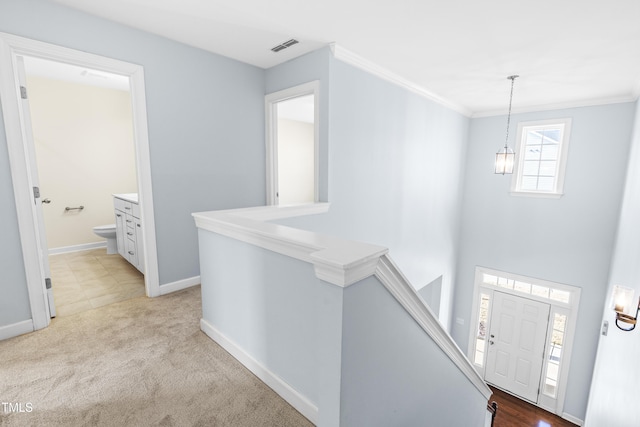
[
  {"left": 45, "top": 278, "right": 52, "bottom": 289},
  {"left": 33, "top": 186, "right": 40, "bottom": 199},
  {"left": 20, "top": 85, "right": 27, "bottom": 99}
]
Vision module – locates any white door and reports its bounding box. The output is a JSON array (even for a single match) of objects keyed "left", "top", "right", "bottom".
[
  {"left": 16, "top": 55, "right": 56, "bottom": 317},
  {"left": 485, "top": 291, "right": 550, "bottom": 403}
]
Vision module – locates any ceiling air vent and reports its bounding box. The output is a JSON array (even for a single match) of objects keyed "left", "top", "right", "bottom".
[{"left": 271, "top": 39, "right": 299, "bottom": 53}]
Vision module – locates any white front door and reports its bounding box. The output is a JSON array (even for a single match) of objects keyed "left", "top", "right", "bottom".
[{"left": 485, "top": 291, "right": 550, "bottom": 403}]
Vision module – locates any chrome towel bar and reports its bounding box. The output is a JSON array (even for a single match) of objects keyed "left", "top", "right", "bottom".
[{"left": 65, "top": 206, "right": 84, "bottom": 212}]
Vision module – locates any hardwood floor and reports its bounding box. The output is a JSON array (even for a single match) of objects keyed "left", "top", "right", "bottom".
[{"left": 490, "top": 386, "right": 578, "bottom": 427}]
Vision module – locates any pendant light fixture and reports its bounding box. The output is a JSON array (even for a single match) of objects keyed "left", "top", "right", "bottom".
[{"left": 495, "top": 75, "right": 519, "bottom": 174}]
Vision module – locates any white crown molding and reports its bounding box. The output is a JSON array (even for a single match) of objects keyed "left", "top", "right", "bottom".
[
  {"left": 329, "top": 42, "right": 639, "bottom": 118},
  {"left": 472, "top": 94, "right": 638, "bottom": 118},
  {"left": 330, "top": 43, "right": 472, "bottom": 117}
]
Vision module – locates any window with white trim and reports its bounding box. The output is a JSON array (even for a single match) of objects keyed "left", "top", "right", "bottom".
[{"left": 511, "top": 118, "right": 571, "bottom": 197}]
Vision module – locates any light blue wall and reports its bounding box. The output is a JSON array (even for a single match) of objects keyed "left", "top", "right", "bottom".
[
  {"left": 0, "top": 112, "right": 31, "bottom": 325},
  {"left": 197, "top": 227, "right": 488, "bottom": 426},
  {"left": 585, "top": 100, "right": 640, "bottom": 427},
  {"left": 340, "top": 276, "right": 487, "bottom": 427},
  {"left": 199, "top": 230, "right": 329, "bottom": 405},
  {"left": 273, "top": 57, "right": 470, "bottom": 328},
  {"left": 324, "top": 59, "right": 469, "bottom": 328},
  {"left": 455, "top": 102, "right": 636, "bottom": 420},
  {"left": 198, "top": 229, "right": 345, "bottom": 426},
  {"left": 0, "top": 0, "right": 265, "bottom": 326},
  {"left": 265, "top": 48, "right": 332, "bottom": 202}
]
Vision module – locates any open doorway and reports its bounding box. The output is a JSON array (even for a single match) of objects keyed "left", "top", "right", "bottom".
[
  {"left": 23, "top": 56, "right": 144, "bottom": 317},
  {"left": 265, "top": 81, "right": 319, "bottom": 205},
  {"left": 0, "top": 32, "right": 160, "bottom": 332}
]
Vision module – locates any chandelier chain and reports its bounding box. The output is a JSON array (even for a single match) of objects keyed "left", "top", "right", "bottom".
[{"left": 504, "top": 75, "right": 518, "bottom": 148}]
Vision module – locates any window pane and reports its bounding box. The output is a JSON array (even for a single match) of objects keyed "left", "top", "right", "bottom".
[
  {"left": 525, "top": 131, "right": 543, "bottom": 145},
  {"left": 483, "top": 274, "right": 497, "bottom": 286},
  {"left": 521, "top": 176, "right": 538, "bottom": 190},
  {"left": 532, "top": 284, "right": 550, "bottom": 298},
  {"left": 541, "top": 128, "right": 562, "bottom": 143},
  {"left": 537, "top": 177, "right": 555, "bottom": 191},
  {"left": 540, "top": 145, "right": 559, "bottom": 161},
  {"left": 475, "top": 293, "right": 491, "bottom": 367},
  {"left": 524, "top": 146, "right": 541, "bottom": 160},
  {"left": 544, "top": 312, "right": 566, "bottom": 399},
  {"left": 479, "top": 295, "right": 490, "bottom": 335},
  {"left": 550, "top": 289, "right": 571, "bottom": 304},
  {"left": 538, "top": 161, "right": 557, "bottom": 176},
  {"left": 514, "top": 281, "right": 531, "bottom": 294},
  {"left": 475, "top": 339, "right": 486, "bottom": 365},
  {"left": 497, "top": 277, "right": 513, "bottom": 289},
  {"left": 523, "top": 160, "right": 540, "bottom": 175},
  {"left": 553, "top": 313, "right": 567, "bottom": 334}
]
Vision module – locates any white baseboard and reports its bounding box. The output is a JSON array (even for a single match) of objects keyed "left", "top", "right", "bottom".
[
  {"left": 159, "top": 276, "right": 200, "bottom": 295},
  {"left": 562, "top": 412, "right": 584, "bottom": 426},
  {"left": 200, "top": 318, "right": 318, "bottom": 425},
  {"left": 0, "top": 319, "right": 34, "bottom": 341},
  {"left": 49, "top": 241, "right": 106, "bottom": 256}
]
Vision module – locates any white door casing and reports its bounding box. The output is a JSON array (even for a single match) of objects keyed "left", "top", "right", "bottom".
[
  {"left": 485, "top": 291, "right": 550, "bottom": 403},
  {"left": 468, "top": 267, "right": 581, "bottom": 417},
  {"left": 0, "top": 32, "right": 160, "bottom": 332},
  {"left": 265, "top": 81, "right": 319, "bottom": 206}
]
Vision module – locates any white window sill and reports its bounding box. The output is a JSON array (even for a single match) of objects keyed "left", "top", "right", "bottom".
[{"left": 510, "top": 190, "right": 564, "bottom": 199}]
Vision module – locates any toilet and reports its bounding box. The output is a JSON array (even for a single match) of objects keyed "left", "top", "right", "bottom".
[{"left": 93, "top": 224, "right": 117, "bottom": 254}]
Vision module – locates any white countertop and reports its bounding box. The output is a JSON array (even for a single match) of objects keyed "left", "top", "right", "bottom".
[{"left": 113, "top": 193, "right": 138, "bottom": 204}]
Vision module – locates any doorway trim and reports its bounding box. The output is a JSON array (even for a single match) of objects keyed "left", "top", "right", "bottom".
[
  {"left": 265, "top": 80, "right": 319, "bottom": 205},
  {"left": 0, "top": 32, "right": 160, "bottom": 331},
  {"left": 467, "top": 266, "right": 580, "bottom": 419}
]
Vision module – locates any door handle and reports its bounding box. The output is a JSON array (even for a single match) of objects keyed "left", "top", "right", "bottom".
[
  {"left": 490, "top": 334, "right": 495, "bottom": 338},
  {"left": 42, "top": 198, "right": 51, "bottom": 204},
  {"left": 489, "top": 340, "right": 495, "bottom": 345}
]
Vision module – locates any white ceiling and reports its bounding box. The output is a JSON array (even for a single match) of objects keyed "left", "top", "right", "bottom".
[{"left": 49, "top": 0, "right": 640, "bottom": 116}]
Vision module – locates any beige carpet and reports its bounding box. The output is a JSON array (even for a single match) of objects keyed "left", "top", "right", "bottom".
[{"left": 0, "top": 286, "right": 312, "bottom": 427}]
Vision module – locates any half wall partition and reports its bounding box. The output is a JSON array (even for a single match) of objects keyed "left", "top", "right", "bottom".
[{"left": 193, "top": 204, "right": 491, "bottom": 426}]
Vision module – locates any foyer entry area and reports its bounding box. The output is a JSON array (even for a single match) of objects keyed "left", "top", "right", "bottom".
[
  {"left": 490, "top": 387, "right": 577, "bottom": 427},
  {"left": 469, "top": 267, "right": 581, "bottom": 422}
]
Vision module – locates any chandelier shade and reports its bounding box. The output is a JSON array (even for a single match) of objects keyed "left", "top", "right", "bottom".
[{"left": 495, "top": 75, "right": 519, "bottom": 175}]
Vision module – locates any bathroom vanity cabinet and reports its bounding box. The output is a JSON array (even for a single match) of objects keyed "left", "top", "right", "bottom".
[{"left": 114, "top": 194, "right": 144, "bottom": 274}]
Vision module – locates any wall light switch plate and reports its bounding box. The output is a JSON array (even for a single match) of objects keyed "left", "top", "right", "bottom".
[{"left": 601, "top": 320, "right": 609, "bottom": 336}]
